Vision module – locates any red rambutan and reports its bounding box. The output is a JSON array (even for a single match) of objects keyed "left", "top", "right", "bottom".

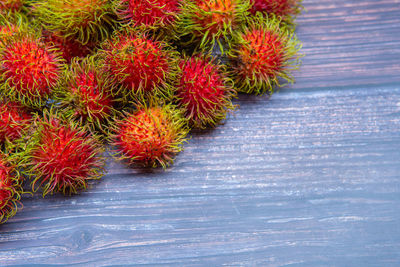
[
  {"left": 113, "top": 0, "right": 182, "bottom": 30},
  {"left": 0, "top": 100, "right": 32, "bottom": 144},
  {"left": 43, "top": 31, "right": 95, "bottom": 63},
  {"left": 55, "top": 56, "right": 116, "bottom": 131},
  {"left": 249, "top": 0, "right": 302, "bottom": 22},
  {"left": 0, "top": 35, "right": 64, "bottom": 107},
  {"left": 176, "top": 54, "right": 236, "bottom": 128},
  {"left": 111, "top": 103, "right": 189, "bottom": 168},
  {"left": 228, "top": 14, "right": 302, "bottom": 94},
  {"left": 176, "top": 0, "right": 250, "bottom": 53},
  {"left": 100, "top": 30, "right": 178, "bottom": 97},
  {"left": 0, "top": 153, "right": 21, "bottom": 224},
  {"left": 21, "top": 111, "right": 105, "bottom": 196},
  {"left": 32, "top": 0, "right": 114, "bottom": 45}
]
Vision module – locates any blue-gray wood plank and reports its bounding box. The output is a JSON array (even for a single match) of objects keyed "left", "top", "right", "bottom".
[{"left": 1, "top": 0, "right": 400, "bottom": 265}]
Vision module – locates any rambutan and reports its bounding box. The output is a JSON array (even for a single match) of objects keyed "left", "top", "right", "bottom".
[
  {"left": 0, "top": 153, "right": 21, "bottom": 224},
  {"left": 43, "top": 31, "right": 95, "bottom": 63},
  {"left": 0, "top": 100, "right": 32, "bottom": 144},
  {"left": 0, "top": 35, "right": 64, "bottom": 107},
  {"left": 55, "top": 56, "right": 116, "bottom": 131},
  {"left": 32, "top": 0, "right": 114, "bottom": 45},
  {"left": 249, "top": 0, "right": 302, "bottom": 22},
  {"left": 228, "top": 15, "right": 302, "bottom": 95},
  {"left": 111, "top": 102, "right": 189, "bottom": 168},
  {"left": 113, "top": 0, "right": 182, "bottom": 30},
  {"left": 20, "top": 111, "right": 105, "bottom": 196},
  {"left": 176, "top": 54, "right": 236, "bottom": 128},
  {"left": 100, "top": 30, "right": 178, "bottom": 97},
  {"left": 176, "top": 0, "right": 250, "bottom": 53}
]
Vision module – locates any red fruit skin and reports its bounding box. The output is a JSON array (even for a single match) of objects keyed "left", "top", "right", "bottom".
[
  {"left": 0, "top": 156, "right": 20, "bottom": 224},
  {"left": 28, "top": 116, "right": 104, "bottom": 195},
  {"left": 43, "top": 32, "right": 94, "bottom": 63},
  {"left": 70, "top": 70, "right": 112, "bottom": 121},
  {"left": 115, "top": 0, "right": 181, "bottom": 28},
  {"left": 239, "top": 29, "right": 284, "bottom": 80},
  {"left": 113, "top": 105, "right": 189, "bottom": 168},
  {"left": 177, "top": 55, "right": 235, "bottom": 128},
  {"left": 0, "top": 101, "right": 32, "bottom": 144},
  {"left": 230, "top": 15, "right": 302, "bottom": 95},
  {"left": 115, "top": 107, "right": 171, "bottom": 164},
  {"left": 103, "top": 33, "right": 170, "bottom": 93},
  {"left": 0, "top": 37, "right": 63, "bottom": 106},
  {"left": 249, "top": 0, "right": 301, "bottom": 18}
]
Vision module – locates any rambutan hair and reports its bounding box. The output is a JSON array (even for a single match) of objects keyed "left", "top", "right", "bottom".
[
  {"left": 19, "top": 110, "right": 105, "bottom": 196},
  {"left": 0, "top": 100, "right": 32, "bottom": 145},
  {"left": 112, "top": 0, "right": 183, "bottom": 31},
  {"left": 110, "top": 100, "right": 189, "bottom": 168},
  {"left": 0, "top": 0, "right": 25, "bottom": 14},
  {"left": 228, "top": 14, "right": 302, "bottom": 95},
  {"left": 176, "top": 0, "right": 250, "bottom": 54},
  {"left": 99, "top": 29, "right": 179, "bottom": 99},
  {"left": 0, "top": 34, "right": 64, "bottom": 107},
  {"left": 0, "top": 12, "right": 30, "bottom": 46},
  {"left": 55, "top": 56, "right": 117, "bottom": 132},
  {"left": 32, "top": 0, "right": 114, "bottom": 45},
  {"left": 0, "top": 152, "right": 22, "bottom": 224},
  {"left": 176, "top": 54, "right": 236, "bottom": 128}
]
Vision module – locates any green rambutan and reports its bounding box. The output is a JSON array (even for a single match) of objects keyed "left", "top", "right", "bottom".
[
  {"left": 0, "top": 153, "right": 22, "bottom": 224},
  {"left": 249, "top": 0, "right": 302, "bottom": 23},
  {"left": 0, "top": 100, "right": 32, "bottom": 145},
  {"left": 32, "top": 0, "right": 114, "bottom": 45},
  {"left": 0, "top": 34, "right": 64, "bottom": 107},
  {"left": 20, "top": 110, "right": 105, "bottom": 196},
  {"left": 112, "top": 0, "right": 182, "bottom": 31},
  {"left": 228, "top": 14, "right": 302, "bottom": 95},
  {"left": 176, "top": 0, "right": 250, "bottom": 54},
  {"left": 100, "top": 30, "right": 178, "bottom": 98},
  {"left": 111, "top": 102, "right": 189, "bottom": 168},
  {"left": 176, "top": 54, "right": 236, "bottom": 128},
  {"left": 55, "top": 56, "right": 116, "bottom": 132}
]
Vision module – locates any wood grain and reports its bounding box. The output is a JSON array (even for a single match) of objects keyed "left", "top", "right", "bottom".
[{"left": 1, "top": 0, "right": 400, "bottom": 265}]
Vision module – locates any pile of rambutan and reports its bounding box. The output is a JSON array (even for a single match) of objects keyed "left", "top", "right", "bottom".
[{"left": 0, "top": 0, "right": 303, "bottom": 223}]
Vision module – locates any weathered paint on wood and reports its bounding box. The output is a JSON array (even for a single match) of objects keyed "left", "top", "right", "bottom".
[{"left": 1, "top": 0, "right": 400, "bottom": 265}]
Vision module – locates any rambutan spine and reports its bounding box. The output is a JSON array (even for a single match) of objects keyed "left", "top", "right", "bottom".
[
  {"left": 18, "top": 110, "right": 105, "bottom": 196},
  {"left": 228, "top": 14, "right": 302, "bottom": 95},
  {"left": 176, "top": 54, "right": 236, "bottom": 128},
  {"left": 110, "top": 100, "right": 189, "bottom": 168}
]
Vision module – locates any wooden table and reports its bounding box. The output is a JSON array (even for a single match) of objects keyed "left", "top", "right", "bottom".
[{"left": 1, "top": 0, "right": 400, "bottom": 265}]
